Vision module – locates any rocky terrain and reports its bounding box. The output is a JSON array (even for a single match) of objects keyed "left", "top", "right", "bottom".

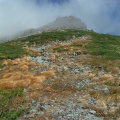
[
  {"left": 0, "top": 31, "right": 120, "bottom": 120},
  {"left": 39, "top": 16, "right": 87, "bottom": 31},
  {"left": 0, "top": 15, "right": 120, "bottom": 120},
  {"left": 19, "top": 16, "right": 87, "bottom": 37}
]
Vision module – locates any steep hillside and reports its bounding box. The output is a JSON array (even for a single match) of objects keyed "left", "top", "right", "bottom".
[{"left": 0, "top": 30, "right": 120, "bottom": 120}]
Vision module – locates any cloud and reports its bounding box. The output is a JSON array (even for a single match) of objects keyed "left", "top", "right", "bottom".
[{"left": 0, "top": 0, "right": 120, "bottom": 41}]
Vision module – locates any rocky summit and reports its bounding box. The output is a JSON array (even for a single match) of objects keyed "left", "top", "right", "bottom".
[
  {"left": 20, "top": 16, "right": 87, "bottom": 37},
  {"left": 39, "top": 16, "right": 87, "bottom": 31}
]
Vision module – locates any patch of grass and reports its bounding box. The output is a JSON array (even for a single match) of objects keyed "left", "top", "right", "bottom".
[
  {"left": 0, "top": 88, "right": 25, "bottom": 120},
  {"left": 70, "top": 43, "right": 83, "bottom": 47},
  {"left": 15, "top": 30, "right": 88, "bottom": 45},
  {"left": 86, "top": 33, "right": 120, "bottom": 59},
  {"left": 53, "top": 46, "right": 68, "bottom": 52},
  {"left": 0, "top": 42, "right": 25, "bottom": 60},
  {"left": 1, "top": 109, "right": 26, "bottom": 120}
]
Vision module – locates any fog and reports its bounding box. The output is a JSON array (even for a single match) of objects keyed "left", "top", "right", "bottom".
[{"left": 0, "top": 0, "right": 120, "bottom": 40}]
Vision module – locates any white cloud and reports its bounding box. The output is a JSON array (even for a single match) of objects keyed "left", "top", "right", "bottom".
[{"left": 0, "top": 0, "right": 120, "bottom": 41}]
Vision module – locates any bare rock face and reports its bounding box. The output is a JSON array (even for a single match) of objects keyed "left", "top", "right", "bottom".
[{"left": 39, "top": 16, "right": 87, "bottom": 31}]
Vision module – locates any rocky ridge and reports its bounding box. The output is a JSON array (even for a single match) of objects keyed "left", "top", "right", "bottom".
[
  {"left": 39, "top": 16, "right": 87, "bottom": 31},
  {"left": 19, "top": 16, "right": 87, "bottom": 37}
]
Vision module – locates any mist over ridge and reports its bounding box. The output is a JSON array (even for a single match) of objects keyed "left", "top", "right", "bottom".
[{"left": 0, "top": 0, "right": 120, "bottom": 41}]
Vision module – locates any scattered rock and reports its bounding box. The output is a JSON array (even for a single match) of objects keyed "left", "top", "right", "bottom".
[
  {"left": 88, "top": 98, "right": 97, "bottom": 106},
  {"left": 76, "top": 78, "right": 91, "bottom": 88},
  {"left": 101, "top": 88, "right": 110, "bottom": 94},
  {"left": 89, "top": 110, "right": 96, "bottom": 114}
]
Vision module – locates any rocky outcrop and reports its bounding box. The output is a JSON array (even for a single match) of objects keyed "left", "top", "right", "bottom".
[
  {"left": 19, "top": 16, "right": 87, "bottom": 37},
  {"left": 39, "top": 16, "right": 87, "bottom": 31}
]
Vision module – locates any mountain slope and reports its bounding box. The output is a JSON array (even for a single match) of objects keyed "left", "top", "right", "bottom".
[{"left": 0, "top": 30, "right": 120, "bottom": 120}]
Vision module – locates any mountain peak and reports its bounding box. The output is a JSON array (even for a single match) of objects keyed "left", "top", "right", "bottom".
[
  {"left": 18, "top": 16, "right": 87, "bottom": 38},
  {"left": 40, "top": 16, "right": 87, "bottom": 31}
]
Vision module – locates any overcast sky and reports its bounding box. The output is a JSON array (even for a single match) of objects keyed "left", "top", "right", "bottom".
[{"left": 0, "top": 0, "right": 120, "bottom": 39}]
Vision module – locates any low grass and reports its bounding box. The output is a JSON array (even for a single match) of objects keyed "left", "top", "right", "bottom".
[
  {"left": 86, "top": 33, "right": 120, "bottom": 59},
  {"left": 0, "top": 42, "right": 25, "bottom": 60},
  {"left": 70, "top": 43, "right": 83, "bottom": 47},
  {"left": 53, "top": 46, "right": 69, "bottom": 52},
  {"left": 0, "top": 30, "right": 120, "bottom": 62},
  {"left": 15, "top": 30, "right": 86, "bottom": 45},
  {"left": 0, "top": 41, "right": 25, "bottom": 69},
  {"left": 0, "top": 88, "right": 26, "bottom": 120},
  {"left": 1, "top": 30, "right": 119, "bottom": 64}
]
